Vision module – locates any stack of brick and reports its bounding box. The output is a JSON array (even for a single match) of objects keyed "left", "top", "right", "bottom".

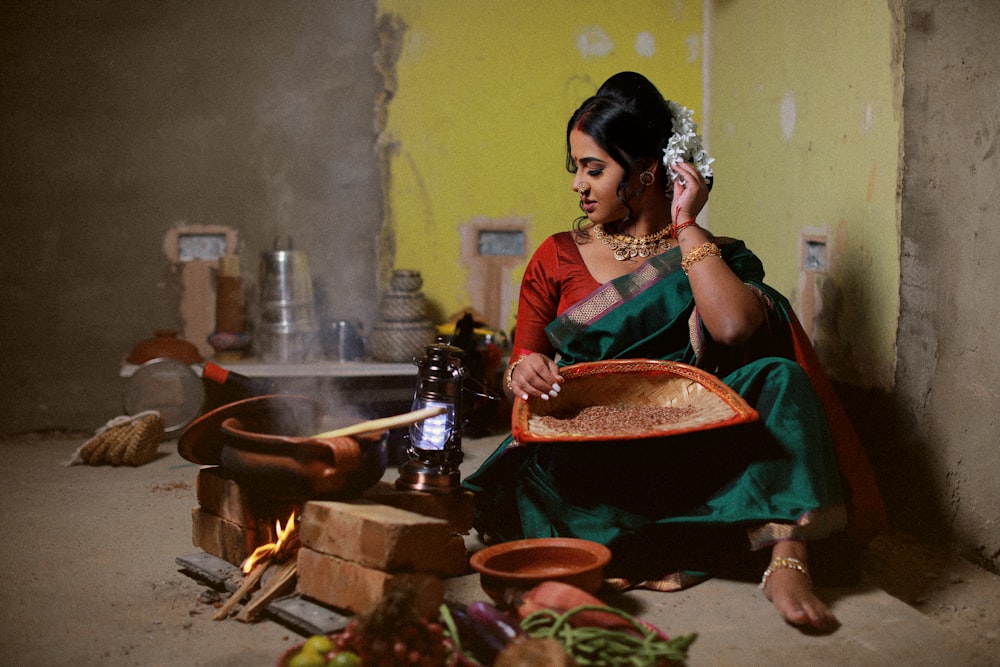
[
  {"left": 296, "top": 499, "right": 469, "bottom": 619},
  {"left": 191, "top": 466, "right": 299, "bottom": 566}
]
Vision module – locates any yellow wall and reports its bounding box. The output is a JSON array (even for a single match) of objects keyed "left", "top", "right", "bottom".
[
  {"left": 376, "top": 0, "right": 704, "bottom": 325},
  {"left": 708, "top": 1, "right": 902, "bottom": 388}
]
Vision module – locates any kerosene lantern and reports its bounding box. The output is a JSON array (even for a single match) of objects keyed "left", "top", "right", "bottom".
[{"left": 396, "top": 342, "right": 465, "bottom": 493}]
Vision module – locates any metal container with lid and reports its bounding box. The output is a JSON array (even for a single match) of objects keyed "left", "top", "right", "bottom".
[{"left": 256, "top": 239, "right": 320, "bottom": 362}]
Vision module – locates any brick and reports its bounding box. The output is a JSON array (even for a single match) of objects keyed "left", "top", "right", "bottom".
[
  {"left": 299, "top": 500, "right": 466, "bottom": 575},
  {"left": 438, "top": 534, "right": 471, "bottom": 577},
  {"left": 191, "top": 506, "right": 258, "bottom": 566},
  {"left": 297, "top": 546, "right": 444, "bottom": 618},
  {"left": 362, "top": 481, "right": 475, "bottom": 533},
  {"left": 195, "top": 466, "right": 298, "bottom": 527}
]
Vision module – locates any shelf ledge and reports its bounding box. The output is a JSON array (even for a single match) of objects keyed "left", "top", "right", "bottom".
[{"left": 121, "top": 359, "right": 418, "bottom": 379}]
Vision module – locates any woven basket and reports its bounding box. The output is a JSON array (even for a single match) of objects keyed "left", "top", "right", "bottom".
[
  {"left": 379, "top": 291, "right": 427, "bottom": 322},
  {"left": 370, "top": 320, "right": 436, "bottom": 362},
  {"left": 389, "top": 269, "right": 424, "bottom": 292},
  {"left": 512, "top": 359, "right": 758, "bottom": 442}
]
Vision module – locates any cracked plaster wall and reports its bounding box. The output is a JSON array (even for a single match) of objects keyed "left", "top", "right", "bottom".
[{"left": 894, "top": 0, "right": 1000, "bottom": 570}]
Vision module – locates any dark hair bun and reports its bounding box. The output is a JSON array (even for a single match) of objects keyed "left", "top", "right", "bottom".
[{"left": 595, "top": 71, "right": 669, "bottom": 114}]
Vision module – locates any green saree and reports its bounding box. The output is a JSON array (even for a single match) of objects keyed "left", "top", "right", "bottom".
[{"left": 463, "top": 240, "right": 873, "bottom": 586}]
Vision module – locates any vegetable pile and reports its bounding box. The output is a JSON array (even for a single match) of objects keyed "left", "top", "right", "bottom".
[
  {"left": 441, "top": 581, "right": 697, "bottom": 666},
  {"left": 281, "top": 581, "right": 696, "bottom": 666}
]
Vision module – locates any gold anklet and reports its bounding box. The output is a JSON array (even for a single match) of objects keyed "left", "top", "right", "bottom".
[{"left": 759, "top": 556, "right": 810, "bottom": 589}]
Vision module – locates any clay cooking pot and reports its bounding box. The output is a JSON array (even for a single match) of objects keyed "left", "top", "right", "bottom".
[{"left": 178, "top": 394, "right": 386, "bottom": 500}]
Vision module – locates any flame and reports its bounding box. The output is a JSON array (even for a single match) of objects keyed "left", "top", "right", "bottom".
[{"left": 241, "top": 510, "right": 298, "bottom": 574}]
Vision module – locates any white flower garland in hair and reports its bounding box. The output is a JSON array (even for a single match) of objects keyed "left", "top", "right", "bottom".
[{"left": 662, "top": 100, "right": 715, "bottom": 184}]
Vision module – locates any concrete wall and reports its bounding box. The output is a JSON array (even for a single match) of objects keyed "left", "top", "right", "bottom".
[
  {"left": 1, "top": 2, "right": 382, "bottom": 432},
  {"left": 894, "top": 0, "right": 1000, "bottom": 570}
]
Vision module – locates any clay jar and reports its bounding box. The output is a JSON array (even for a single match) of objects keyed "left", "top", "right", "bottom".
[{"left": 127, "top": 330, "right": 203, "bottom": 365}]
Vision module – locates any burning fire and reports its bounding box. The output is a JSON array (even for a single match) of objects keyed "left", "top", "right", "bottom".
[{"left": 241, "top": 510, "right": 299, "bottom": 574}]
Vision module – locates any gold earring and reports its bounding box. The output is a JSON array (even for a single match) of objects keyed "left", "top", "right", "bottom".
[{"left": 640, "top": 170, "right": 655, "bottom": 186}]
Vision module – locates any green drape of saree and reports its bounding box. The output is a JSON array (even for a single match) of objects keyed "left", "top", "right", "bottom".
[{"left": 463, "top": 240, "right": 861, "bottom": 584}]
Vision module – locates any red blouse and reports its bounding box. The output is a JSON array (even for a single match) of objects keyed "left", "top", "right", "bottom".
[{"left": 513, "top": 232, "right": 601, "bottom": 356}]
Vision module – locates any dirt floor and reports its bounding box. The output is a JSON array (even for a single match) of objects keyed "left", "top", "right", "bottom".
[{"left": 1, "top": 430, "right": 998, "bottom": 667}]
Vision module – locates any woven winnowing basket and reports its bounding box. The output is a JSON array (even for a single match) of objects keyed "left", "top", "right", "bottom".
[{"left": 512, "top": 359, "right": 758, "bottom": 442}]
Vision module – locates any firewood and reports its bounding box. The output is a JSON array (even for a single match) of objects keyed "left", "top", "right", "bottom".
[
  {"left": 236, "top": 559, "right": 298, "bottom": 622},
  {"left": 214, "top": 557, "right": 269, "bottom": 620}
]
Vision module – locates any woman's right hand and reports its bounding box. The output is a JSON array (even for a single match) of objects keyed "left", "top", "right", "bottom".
[{"left": 506, "top": 352, "right": 564, "bottom": 401}]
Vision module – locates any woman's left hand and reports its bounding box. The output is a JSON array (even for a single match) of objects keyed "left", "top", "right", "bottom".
[{"left": 669, "top": 161, "right": 709, "bottom": 224}]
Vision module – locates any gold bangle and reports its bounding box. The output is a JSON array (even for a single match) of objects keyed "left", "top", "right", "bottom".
[
  {"left": 681, "top": 242, "right": 722, "bottom": 275},
  {"left": 759, "top": 556, "right": 810, "bottom": 590},
  {"left": 504, "top": 357, "right": 525, "bottom": 392}
]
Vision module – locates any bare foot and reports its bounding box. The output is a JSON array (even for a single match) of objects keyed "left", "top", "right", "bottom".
[
  {"left": 763, "top": 566, "right": 840, "bottom": 633},
  {"left": 762, "top": 542, "right": 840, "bottom": 634}
]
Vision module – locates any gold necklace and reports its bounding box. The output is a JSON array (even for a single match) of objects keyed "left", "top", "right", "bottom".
[{"left": 593, "top": 223, "right": 673, "bottom": 261}]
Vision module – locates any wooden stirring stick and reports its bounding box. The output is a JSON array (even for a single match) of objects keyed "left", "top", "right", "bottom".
[{"left": 310, "top": 406, "right": 446, "bottom": 439}]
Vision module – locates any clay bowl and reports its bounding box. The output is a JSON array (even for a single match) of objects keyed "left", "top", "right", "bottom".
[{"left": 469, "top": 537, "right": 612, "bottom": 603}]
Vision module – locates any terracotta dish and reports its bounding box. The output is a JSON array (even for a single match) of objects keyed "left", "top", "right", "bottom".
[{"left": 469, "top": 538, "right": 612, "bottom": 603}]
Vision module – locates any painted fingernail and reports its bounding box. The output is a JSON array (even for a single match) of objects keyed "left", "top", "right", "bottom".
[
  {"left": 540, "top": 393, "right": 550, "bottom": 400},
  {"left": 521, "top": 393, "right": 529, "bottom": 401},
  {"left": 551, "top": 383, "right": 561, "bottom": 393}
]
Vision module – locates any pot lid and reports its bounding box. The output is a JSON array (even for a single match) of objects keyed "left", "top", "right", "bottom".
[{"left": 124, "top": 358, "right": 205, "bottom": 436}]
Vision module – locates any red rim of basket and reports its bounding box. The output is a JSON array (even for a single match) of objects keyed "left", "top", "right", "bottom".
[{"left": 511, "top": 358, "right": 759, "bottom": 443}]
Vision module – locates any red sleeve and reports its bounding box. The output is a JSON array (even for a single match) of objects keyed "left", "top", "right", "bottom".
[
  {"left": 513, "top": 233, "right": 602, "bottom": 356},
  {"left": 513, "top": 236, "right": 561, "bottom": 356}
]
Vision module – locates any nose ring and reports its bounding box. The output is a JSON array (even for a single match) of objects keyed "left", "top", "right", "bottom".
[{"left": 577, "top": 183, "right": 590, "bottom": 195}]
